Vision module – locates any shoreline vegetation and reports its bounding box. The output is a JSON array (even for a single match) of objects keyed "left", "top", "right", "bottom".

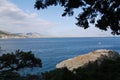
[{"left": 0, "top": 49, "right": 120, "bottom": 80}]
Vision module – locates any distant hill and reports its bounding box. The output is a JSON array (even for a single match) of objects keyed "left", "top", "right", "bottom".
[
  {"left": 0, "top": 30, "right": 20, "bottom": 39},
  {"left": 0, "top": 30, "right": 11, "bottom": 35},
  {"left": 17, "top": 32, "right": 47, "bottom": 38},
  {"left": 0, "top": 30, "right": 47, "bottom": 39}
]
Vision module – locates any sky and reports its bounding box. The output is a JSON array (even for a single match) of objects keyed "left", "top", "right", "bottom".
[{"left": 0, "top": 0, "right": 113, "bottom": 37}]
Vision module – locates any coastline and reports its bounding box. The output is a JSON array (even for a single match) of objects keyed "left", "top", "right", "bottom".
[{"left": 0, "top": 36, "right": 118, "bottom": 40}]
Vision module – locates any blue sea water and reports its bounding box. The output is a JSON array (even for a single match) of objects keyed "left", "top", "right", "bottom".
[{"left": 0, "top": 37, "right": 120, "bottom": 74}]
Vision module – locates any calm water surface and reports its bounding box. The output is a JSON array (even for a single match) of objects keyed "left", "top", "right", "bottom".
[{"left": 0, "top": 37, "right": 120, "bottom": 74}]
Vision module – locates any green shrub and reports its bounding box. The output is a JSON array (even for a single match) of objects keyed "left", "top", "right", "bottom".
[
  {"left": 0, "top": 50, "right": 42, "bottom": 80},
  {"left": 0, "top": 50, "right": 42, "bottom": 73}
]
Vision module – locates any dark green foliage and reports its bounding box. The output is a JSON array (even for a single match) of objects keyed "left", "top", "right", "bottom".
[
  {"left": 0, "top": 71, "right": 20, "bottom": 80},
  {"left": 41, "top": 57, "right": 120, "bottom": 80},
  {"left": 1, "top": 51, "right": 120, "bottom": 80},
  {"left": 0, "top": 71, "right": 41, "bottom": 80},
  {"left": 73, "top": 58, "right": 120, "bottom": 80},
  {"left": 0, "top": 50, "right": 42, "bottom": 80},
  {"left": 0, "top": 50, "right": 42, "bottom": 72},
  {"left": 34, "top": 0, "right": 120, "bottom": 35},
  {"left": 41, "top": 68, "right": 76, "bottom": 80}
]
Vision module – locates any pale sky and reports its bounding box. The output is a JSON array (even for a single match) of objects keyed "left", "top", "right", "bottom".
[{"left": 0, "top": 0, "right": 113, "bottom": 37}]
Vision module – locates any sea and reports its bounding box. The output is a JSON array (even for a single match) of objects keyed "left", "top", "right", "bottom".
[{"left": 0, "top": 37, "right": 120, "bottom": 75}]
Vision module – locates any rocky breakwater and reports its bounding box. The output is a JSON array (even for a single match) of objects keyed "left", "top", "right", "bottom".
[{"left": 56, "top": 49, "right": 120, "bottom": 71}]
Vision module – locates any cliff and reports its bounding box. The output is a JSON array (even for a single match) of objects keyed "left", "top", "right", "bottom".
[{"left": 56, "top": 49, "right": 120, "bottom": 70}]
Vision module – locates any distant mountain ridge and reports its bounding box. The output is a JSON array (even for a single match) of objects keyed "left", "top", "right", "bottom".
[
  {"left": 0, "top": 30, "right": 47, "bottom": 39},
  {"left": 0, "top": 30, "right": 11, "bottom": 35},
  {"left": 0, "top": 30, "right": 21, "bottom": 39},
  {"left": 16, "top": 32, "right": 47, "bottom": 38}
]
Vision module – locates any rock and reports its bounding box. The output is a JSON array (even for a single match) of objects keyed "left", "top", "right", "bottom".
[{"left": 56, "top": 49, "right": 119, "bottom": 71}]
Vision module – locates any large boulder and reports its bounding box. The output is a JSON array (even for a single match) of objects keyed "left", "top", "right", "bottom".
[{"left": 56, "top": 49, "right": 119, "bottom": 71}]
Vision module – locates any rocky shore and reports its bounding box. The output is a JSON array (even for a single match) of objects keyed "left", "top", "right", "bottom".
[{"left": 56, "top": 49, "right": 120, "bottom": 70}]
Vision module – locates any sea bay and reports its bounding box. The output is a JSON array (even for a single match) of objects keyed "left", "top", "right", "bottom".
[{"left": 0, "top": 37, "right": 120, "bottom": 74}]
